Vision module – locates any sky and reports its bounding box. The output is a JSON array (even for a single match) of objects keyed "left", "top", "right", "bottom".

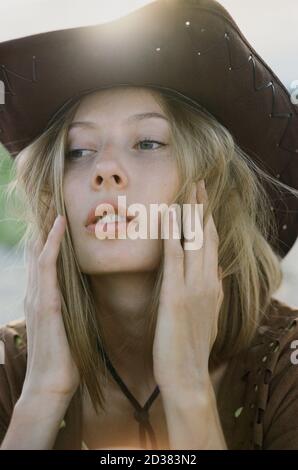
[{"left": 0, "top": 0, "right": 297, "bottom": 90}]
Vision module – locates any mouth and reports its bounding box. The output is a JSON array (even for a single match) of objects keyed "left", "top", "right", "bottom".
[{"left": 85, "top": 212, "right": 137, "bottom": 235}]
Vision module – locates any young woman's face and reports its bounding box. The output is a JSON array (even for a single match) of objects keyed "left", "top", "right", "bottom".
[{"left": 63, "top": 87, "right": 180, "bottom": 274}]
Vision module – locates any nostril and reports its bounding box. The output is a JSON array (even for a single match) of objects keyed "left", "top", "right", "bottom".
[
  {"left": 95, "top": 175, "right": 103, "bottom": 184},
  {"left": 95, "top": 174, "right": 122, "bottom": 185}
]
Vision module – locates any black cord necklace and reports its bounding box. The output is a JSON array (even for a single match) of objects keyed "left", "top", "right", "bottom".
[{"left": 98, "top": 339, "right": 160, "bottom": 450}]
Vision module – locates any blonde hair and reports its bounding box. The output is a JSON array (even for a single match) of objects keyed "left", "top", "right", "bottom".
[{"left": 4, "top": 85, "right": 298, "bottom": 413}]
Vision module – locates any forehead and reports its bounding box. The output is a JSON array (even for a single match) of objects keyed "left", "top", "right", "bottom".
[{"left": 71, "top": 87, "right": 165, "bottom": 124}]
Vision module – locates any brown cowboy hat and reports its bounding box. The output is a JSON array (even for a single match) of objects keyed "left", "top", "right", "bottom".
[{"left": 0, "top": 0, "right": 297, "bottom": 257}]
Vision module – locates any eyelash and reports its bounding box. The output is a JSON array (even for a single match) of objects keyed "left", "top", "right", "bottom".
[{"left": 66, "top": 139, "right": 166, "bottom": 159}]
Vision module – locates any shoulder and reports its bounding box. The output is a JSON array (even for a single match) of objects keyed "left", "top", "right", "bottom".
[
  {"left": 0, "top": 317, "right": 27, "bottom": 371},
  {"left": 260, "top": 297, "right": 298, "bottom": 335},
  {"left": 0, "top": 318, "right": 27, "bottom": 438},
  {"left": 241, "top": 298, "right": 298, "bottom": 449},
  {"left": 0, "top": 317, "right": 27, "bottom": 347},
  {"left": 247, "top": 298, "right": 298, "bottom": 377}
]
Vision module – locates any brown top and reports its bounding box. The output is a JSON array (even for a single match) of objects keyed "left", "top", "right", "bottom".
[{"left": 1, "top": 297, "right": 298, "bottom": 450}]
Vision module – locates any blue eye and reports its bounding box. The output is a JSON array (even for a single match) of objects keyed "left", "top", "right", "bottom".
[{"left": 136, "top": 139, "right": 166, "bottom": 151}]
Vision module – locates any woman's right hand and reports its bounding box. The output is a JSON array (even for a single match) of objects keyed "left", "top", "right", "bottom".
[{"left": 22, "top": 214, "right": 80, "bottom": 401}]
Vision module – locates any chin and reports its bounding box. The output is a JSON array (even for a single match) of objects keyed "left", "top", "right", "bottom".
[
  {"left": 80, "top": 253, "right": 160, "bottom": 274},
  {"left": 75, "top": 238, "right": 162, "bottom": 272}
]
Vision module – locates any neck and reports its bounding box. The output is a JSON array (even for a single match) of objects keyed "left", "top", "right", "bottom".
[{"left": 89, "top": 271, "right": 158, "bottom": 390}]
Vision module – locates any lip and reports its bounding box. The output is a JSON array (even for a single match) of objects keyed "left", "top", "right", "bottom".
[
  {"left": 85, "top": 199, "right": 137, "bottom": 229},
  {"left": 85, "top": 219, "right": 136, "bottom": 236}
]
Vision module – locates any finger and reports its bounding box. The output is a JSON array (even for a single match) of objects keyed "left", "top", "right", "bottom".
[
  {"left": 216, "top": 276, "right": 224, "bottom": 310},
  {"left": 30, "top": 230, "right": 44, "bottom": 264},
  {"left": 38, "top": 215, "right": 66, "bottom": 292},
  {"left": 196, "top": 177, "right": 206, "bottom": 200},
  {"left": 161, "top": 206, "right": 184, "bottom": 296},
  {"left": 24, "top": 233, "right": 44, "bottom": 299},
  {"left": 42, "top": 199, "right": 58, "bottom": 233},
  {"left": 198, "top": 180, "right": 220, "bottom": 278},
  {"left": 183, "top": 181, "right": 204, "bottom": 284},
  {"left": 24, "top": 229, "right": 51, "bottom": 366}
]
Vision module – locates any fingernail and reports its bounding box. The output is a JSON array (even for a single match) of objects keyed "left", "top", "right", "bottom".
[
  {"left": 198, "top": 179, "right": 205, "bottom": 190},
  {"left": 170, "top": 208, "right": 180, "bottom": 238},
  {"left": 191, "top": 182, "right": 197, "bottom": 200},
  {"left": 55, "top": 214, "right": 64, "bottom": 225}
]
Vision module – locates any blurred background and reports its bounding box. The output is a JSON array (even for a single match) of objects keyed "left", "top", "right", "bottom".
[{"left": 0, "top": 0, "right": 298, "bottom": 325}]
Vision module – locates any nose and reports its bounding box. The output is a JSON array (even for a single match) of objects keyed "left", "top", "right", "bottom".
[{"left": 91, "top": 150, "right": 128, "bottom": 190}]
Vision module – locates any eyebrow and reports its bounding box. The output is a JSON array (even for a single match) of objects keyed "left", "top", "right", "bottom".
[{"left": 68, "top": 112, "right": 169, "bottom": 130}]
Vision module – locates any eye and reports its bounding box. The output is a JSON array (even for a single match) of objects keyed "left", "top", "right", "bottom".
[
  {"left": 136, "top": 139, "right": 166, "bottom": 151},
  {"left": 65, "top": 149, "right": 95, "bottom": 159},
  {"left": 66, "top": 139, "right": 166, "bottom": 160}
]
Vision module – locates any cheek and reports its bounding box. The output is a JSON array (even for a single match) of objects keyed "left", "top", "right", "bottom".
[
  {"left": 151, "top": 164, "right": 180, "bottom": 200},
  {"left": 63, "top": 178, "right": 82, "bottom": 235},
  {"left": 63, "top": 174, "right": 72, "bottom": 210}
]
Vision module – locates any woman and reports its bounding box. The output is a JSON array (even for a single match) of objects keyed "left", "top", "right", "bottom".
[{"left": 1, "top": 0, "right": 298, "bottom": 450}]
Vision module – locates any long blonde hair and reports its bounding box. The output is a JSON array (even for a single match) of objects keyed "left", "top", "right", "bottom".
[{"left": 4, "top": 85, "right": 298, "bottom": 412}]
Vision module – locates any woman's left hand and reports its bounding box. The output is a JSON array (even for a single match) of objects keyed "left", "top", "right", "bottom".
[{"left": 153, "top": 179, "right": 224, "bottom": 394}]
